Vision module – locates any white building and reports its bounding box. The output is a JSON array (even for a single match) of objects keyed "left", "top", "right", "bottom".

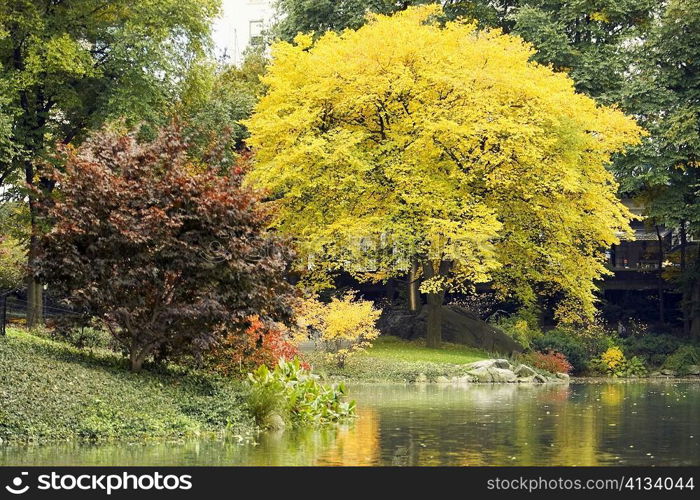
[{"left": 213, "top": 0, "right": 276, "bottom": 66}]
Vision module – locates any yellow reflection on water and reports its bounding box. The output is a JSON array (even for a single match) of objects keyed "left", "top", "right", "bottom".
[{"left": 318, "top": 407, "right": 380, "bottom": 465}]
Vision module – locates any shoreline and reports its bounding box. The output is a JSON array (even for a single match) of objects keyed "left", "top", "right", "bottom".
[{"left": 308, "top": 346, "right": 700, "bottom": 385}]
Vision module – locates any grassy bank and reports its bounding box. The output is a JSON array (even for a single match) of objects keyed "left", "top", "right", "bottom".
[
  {"left": 310, "top": 336, "right": 491, "bottom": 382},
  {"left": 0, "top": 328, "right": 255, "bottom": 444}
]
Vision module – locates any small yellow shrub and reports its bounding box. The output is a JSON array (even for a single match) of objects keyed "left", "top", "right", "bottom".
[
  {"left": 297, "top": 292, "right": 381, "bottom": 367},
  {"left": 601, "top": 346, "right": 625, "bottom": 371}
]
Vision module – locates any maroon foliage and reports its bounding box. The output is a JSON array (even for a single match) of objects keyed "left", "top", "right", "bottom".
[{"left": 35, "top": 126, "right": 294, "bottom": 371}]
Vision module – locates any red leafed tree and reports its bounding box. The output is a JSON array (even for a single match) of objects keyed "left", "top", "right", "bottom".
[{"left": 35, "top": 126, "right": 295, "bottom": 371}]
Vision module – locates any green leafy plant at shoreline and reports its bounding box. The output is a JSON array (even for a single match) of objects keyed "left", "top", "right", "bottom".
[
  {"left": 620, "top": 356, "right": 648, "bottom": 378},
  {"left": 247, "top": 359, "right": 355, "bottom": 429}
]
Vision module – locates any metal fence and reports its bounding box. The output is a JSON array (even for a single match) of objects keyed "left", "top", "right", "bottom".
[{"left": 0, "top": 289, "right": 80, "bottom": 336}]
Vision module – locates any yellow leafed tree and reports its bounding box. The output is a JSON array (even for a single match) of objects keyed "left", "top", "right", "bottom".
[
  {"left": 245, "top": 5, "right": 644, "bottom": 347},
  {"left": 297, "top": 293, "right": 380, "bottom": 368}
]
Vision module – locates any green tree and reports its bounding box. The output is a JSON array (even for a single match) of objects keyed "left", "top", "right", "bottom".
[
  {"left": 273, "top": 0, "right": 655, "bottom": 103},
  {"left": 614, "top": 0, "right": 700, "bottom": 337},
  {"left": 0, "top": 0, "right": 219, "bottom": 326},
  {"left": 0, "top": 236, "right": 23, "bottom": 290},
  {"left": 0, "top": 201, "right": 29, "bottom": 291},
  {"left": 177, "top": 48, "right": 268, "bottom": 169},
  {"left": 273, "top": 0, "right": 440, "bottom": 41},
  {"left": 509, "top": 0, "right": 656, "bottom": 103}
]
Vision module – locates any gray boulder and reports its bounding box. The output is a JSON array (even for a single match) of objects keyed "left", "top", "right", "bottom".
[
  {"left": 468, "top": 366, "right": 518, "bottom": 383},
  {"left": 263, "top": 413, "right": 286, "bottom": 431},
  {"left": 555, "top": 372, "right": 570, "bottom": 381},
  {"left": 467, "top": 359, "right": 513, "bottom": 371},
  {"left": 514, "top": 364, "right": 537, "bottom": 378},
  {"left": 684, "top": 365, "right": 700, "bottom": 375},
  {"left": 533, "top": 374, "right": 547, "bottom": 384},
  {"left": 377, "top": 305, "right": 523, "bottom": 355},
  {"left": 660, "top": 369, "right": 676, "bottom": 376},
  {"left": 451, "top": 375, "right": 475, "bottom": 384},
  {"left": 414, "top": 373, "right": 428, "bottom": 383}
]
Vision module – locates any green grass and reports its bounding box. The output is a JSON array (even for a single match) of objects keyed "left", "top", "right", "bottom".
[
  {"left": 363, "top": 336, "right": 488, "bottom": 364},
  {"left": 309, "top": 335, "right": 490, "bottom": 383},
  {"left": 0, "top": 327, "right": 255, "bottom": 444}
]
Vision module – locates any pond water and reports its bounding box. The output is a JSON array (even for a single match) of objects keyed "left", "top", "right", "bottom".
[{"left": 2, "top": 382, "right": 699, "bottom": 466}]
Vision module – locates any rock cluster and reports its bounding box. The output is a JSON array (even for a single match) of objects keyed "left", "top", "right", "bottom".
[
  {"left": 687, "top": 365, "right": 700, "bottom": 375},
  {"left": 649, "top": 365, "right": 700, "bottom": 378},
  {"left": 415, "top": 359, "right": 569, "bottom": 384}
]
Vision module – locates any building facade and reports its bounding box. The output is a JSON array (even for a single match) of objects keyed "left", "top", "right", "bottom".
[{"left": 214, "top": 0, "right": 275, "bottom": 65}]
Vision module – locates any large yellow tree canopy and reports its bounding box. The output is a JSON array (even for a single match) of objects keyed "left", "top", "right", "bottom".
[{"left": 245, "top": 5, "right": 644, "bottom": 322}]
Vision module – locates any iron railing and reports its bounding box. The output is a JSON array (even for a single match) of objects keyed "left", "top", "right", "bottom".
[{"left": 0, "top": 289, "right": 81, "bottom": 335}]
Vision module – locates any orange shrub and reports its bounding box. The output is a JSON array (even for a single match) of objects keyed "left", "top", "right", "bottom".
[
  {"left": 520, "top": 350, "right": 573, "bottom": 374},
  {"left": 207, "top": 316, "right": 305, "bottom": 376}
]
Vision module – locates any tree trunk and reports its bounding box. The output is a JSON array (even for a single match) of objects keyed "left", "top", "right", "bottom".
[
  {"left": 422, "top": 260, "right": 451, "bottom": 348},
  {"left": 691, "top": 278, "right": 700, "bottom": 339},
  {"left": 130, "top": 353, "right": 143, "bottom": 372},
  {"left": 680, "top": 223, "right": 690, "bottom": 336},
  {"left": 26, "top": 277, "right": 43, "bottom": 328},
  {"left": 11, "top": 70, "right": 59, "bottom": 334},
  {"left": 130, "top": 346, "right": 150, "bottom": 372},
  {"left": 18, "top": 80, "right": 49, "bottom": 329},
  {"left": 655, "top": 225, "right": 665, "bottom": 325},
  {"left": 26, "top": 191, "right": 43, "bottom": 329},
  {"left": 426, "top": 290, "right": 444, "bottom": 348},
  {"left": 408, "top": 258, "right": 421, "bottom": 312}
]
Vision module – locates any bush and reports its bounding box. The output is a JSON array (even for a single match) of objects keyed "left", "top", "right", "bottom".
[
  {"left": 493, "top": 315, "right": 540, "bottom": 349},
  {"left": 50, "top": 315, "right": 119, "bottom": 351},
  {"left": 621, "top": 334, "right": 683, "bottom": 366},
  {"left": 532, "top": 331, "right": 588, "bottom": 373},
  {"left": 620, "top": 356, "right": 648, "bottom": 377},
  {"left": 298, "top": 293, "right": 380, "bottom": 368},
  {"left": 55, "top": 326, "right": 117, "bottom": 351},
  {"left": 520, "top": 350, "right": 573, "bottom": 374},
  {"left": 206, "top": 316, "right": 303, "bottom": 376},
  {"left": 247, "top": 358, "right": 355, "bottom": 428},
  {"left": 531, "top": 325, "right": 616, "bottom": 373},
  {"left": 663, "top": 346, "right": 700, "bottom": 374},
  {"left": 35, "top": 126, "right": 295, "bottom": 371},
  {"left": 601, "top": 346, "right": 625, "bottom": 372},
  {"left": 590, "top": 347, "right": 648, "bottom": 377}
]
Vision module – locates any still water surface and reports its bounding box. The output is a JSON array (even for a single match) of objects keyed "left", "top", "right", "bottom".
[{"left": 2, "top": 382, "right": 699, "bottom": 466}]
